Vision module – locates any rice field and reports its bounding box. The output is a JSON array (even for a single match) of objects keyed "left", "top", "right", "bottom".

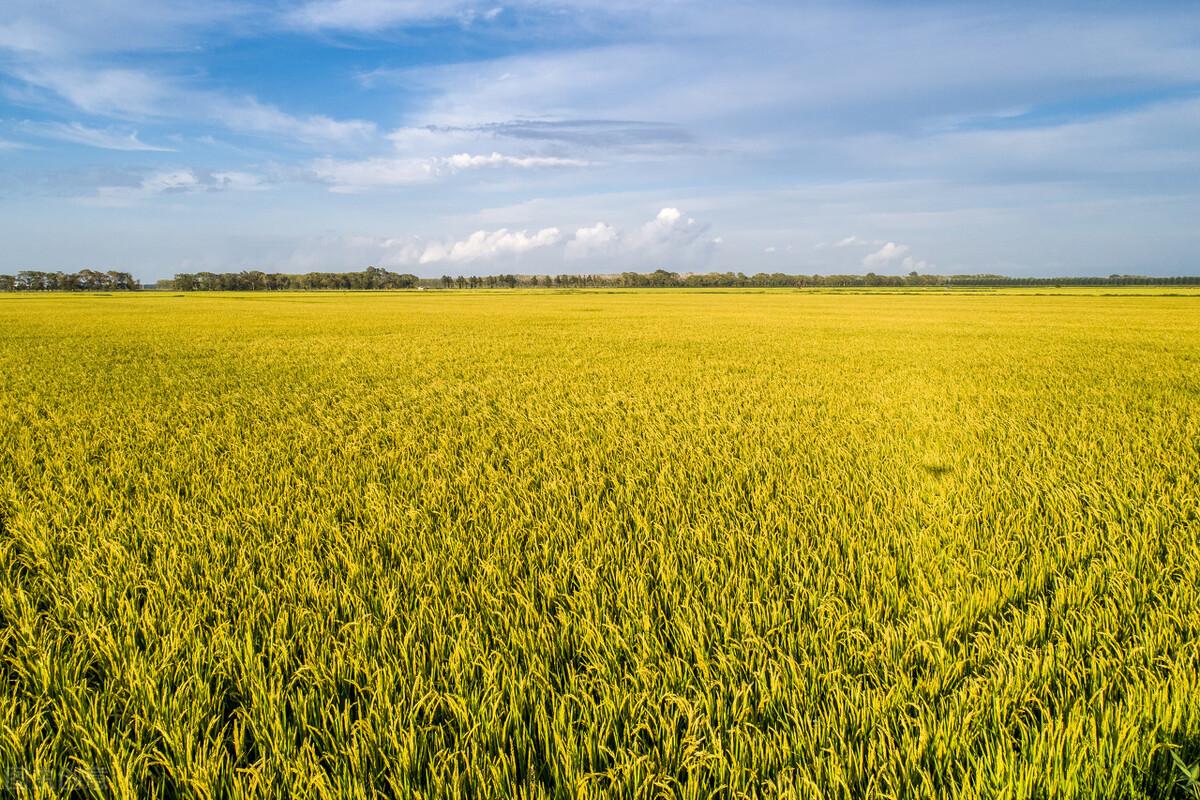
[{"left": 1, "top": 289, "right": 1198, "bottom": 799}]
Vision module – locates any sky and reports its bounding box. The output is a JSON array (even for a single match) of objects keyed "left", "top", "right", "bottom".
[{"left": 1, "top": 0, "right": 1198, "bottom": 280}]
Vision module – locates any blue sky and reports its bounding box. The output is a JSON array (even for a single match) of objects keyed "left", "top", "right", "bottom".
[{"left": 1, "top": 0, "right": 1198, "bottom": 280}]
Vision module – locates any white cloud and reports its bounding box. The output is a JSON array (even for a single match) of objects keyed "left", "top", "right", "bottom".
[
  {"left": 564, "top": 221, "right": 618, "bottom": 259},
  {"left": 0, "top": 2, "right": 248, "bottom": 59},
  {"left": 8, "top": 65, "right": 377, "bottom": 147},
  {"left": 14, "top": 65, "right": 170, "bottom": 117},
  {"left": 901, "top": 255, "right": 933, "bottom": 272},
  {"left": 443, "top": 152, "right": 589, "bottom": 169},
  {"left": 209, "top": 95, "right": 377, "bottom": 145},
  {"left": 310, "top": 151, "right": 588, "bottom": 192},
  {"left": 284, "top": 0, "right": 634, "bottom": 33},
  {"left": 382, "top": 5, "right": 1200, "bottom": 139},
  {"left": 419, "top": 227, "right": 562, "bottom": 264},
  {"left": 310, "top": 156, "right": 433, "bottom": 192},
  {"left": 261, "top": 206, "right": 720, "bottom": 273},
  {"left": 376, "top": 119, "right": 690, "bottom": 162},
  {"left": 844, "top": 97, "right": 1200, "bottom": 179},
  {"left": 851, "top": 242, "right": 936, "bottom": 272},
  {"left": 21, "top": 120, "right": 174, "bottom": 151},
  {"left": 141, "top": 169, "right": 200, "bottom": 193},
  {"left": 210, "top": 171, "right": 269, "bottom": 191},
  {"left": 862, "top": 241, "right": 910, "bottom": 267},
  {"left": 284, "top": 0, "right": 468, "bottom": 31},
  {"left": 0, "top": 18, "right": 61, "bottom": 54},
  {"left": 82, "top": 167, "right": 268, "bottom": 207},
  {"left": 563, "top": 207, "right": 717, "bottom": 266},
  {"left": 626, "top": 207, "right": 715, "bottom": 260}
]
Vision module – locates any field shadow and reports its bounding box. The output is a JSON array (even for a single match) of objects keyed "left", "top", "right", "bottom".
[{"left": 1144, "top": 730, "right": 1200, "bottom": 799}]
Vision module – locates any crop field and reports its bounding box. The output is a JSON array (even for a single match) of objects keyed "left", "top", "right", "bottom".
[{"left": 1, "top": 289, "right": 1198, "bottom": 799}]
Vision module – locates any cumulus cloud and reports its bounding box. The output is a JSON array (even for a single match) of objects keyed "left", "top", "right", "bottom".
[
  {"left": 564, "top": 221, "right": 618, "bottom": 259},
  {"left": 419, "top": 227, "right": 562, "bottom": 264},
  {"left": 901, "top": 255, "right": 933, "bottom": 271},
  {"left": 270, "top": 207, "right": 720, "bottom": 273},
  {"left": 814, "top": 232, "right": 937, "bottom": 272},
  {"left": 563, "top": 207, "right": 717, "bottom": 266},
  {"left": 851, "top": 241, "right": 937, "bottom": 272},
  {"left": 627, "top": 207, "right": 715, "bottom": 259},
  {"left": 862, "top": 241, "right": 910, "bottom": 267}
]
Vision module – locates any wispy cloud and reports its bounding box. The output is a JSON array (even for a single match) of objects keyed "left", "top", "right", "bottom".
[
  {"left": 12, "top": 65, "right": 171, "bottom": 117},
  {"left": 0, "top": 1, "right": 250, "bottom": 58},
  {"left": 443, "top": 152, "right": 589, "bottom": 169},
  {"left": 310, "top": 151, "right": 588, "bottom": 192},
  {"left": 376, "top": 119, "right": 693, "bottom": 165},
  {"left": 208, "top": 95, "right": 377, "bottom": 145},
  {"left": 284, "top": 0, "right": 470, "bottom": 31},
  {"left": 81, "top": 167, "right": 268, "bottom": 207},
  {"left": 21, "top": 121, "right": 175, "bottom": 151},
  {"left": 7, "top": 64, "right": 377, "bottom": 147},
  {"left": 283, "top": 0, "right": 626, "bottom": 33}
]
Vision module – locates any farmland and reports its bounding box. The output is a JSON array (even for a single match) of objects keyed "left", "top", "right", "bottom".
[{"left": 1, "top": 289, "right": 1198, "bottom": 798}]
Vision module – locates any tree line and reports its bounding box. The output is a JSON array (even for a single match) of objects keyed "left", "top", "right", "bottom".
[
  {"left": 0, "top": 270, "right": 139, "bottom": 291},
  {"left": 168, "top": 266, "right": 421, "bottom": 291},
  {"left": 522, "top": 270, "right": 1200, "bottom": 288},
  {"left": 161, "top": 269, "right": 1197, "bottom": 289},
  {"left": 3, "top": 267, "right": 1199, "bottom": 292}
]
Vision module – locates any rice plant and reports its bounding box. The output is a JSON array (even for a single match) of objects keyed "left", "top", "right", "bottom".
[{"left": 1, "top": 289, "right": 1197, "bottom": 798}]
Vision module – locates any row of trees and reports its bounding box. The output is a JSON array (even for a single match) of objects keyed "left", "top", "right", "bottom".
[
  {"left": 0, "top": 270, "right": 139, "bottom": 291},
  {"left": 432, "top": 270, "right": 1200, "bottom": 289},
  {"left": 5, "top": 268, "right": 1199, "bottom": 292},
  {"left": 439, "top": 274, "right": 522, "bottom": 289},
  {"left": 169, "top": 267, "right": 421, "bottom": 291}
]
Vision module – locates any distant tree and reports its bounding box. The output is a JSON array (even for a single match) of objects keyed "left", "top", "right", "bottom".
[{"left": 6, "top": 267, "right": 1197, "bottom": 292}]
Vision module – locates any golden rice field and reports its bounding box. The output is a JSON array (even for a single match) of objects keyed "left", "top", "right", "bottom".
[{"left": 1, "top": 289, "right": 1198, "bottom": 799}]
